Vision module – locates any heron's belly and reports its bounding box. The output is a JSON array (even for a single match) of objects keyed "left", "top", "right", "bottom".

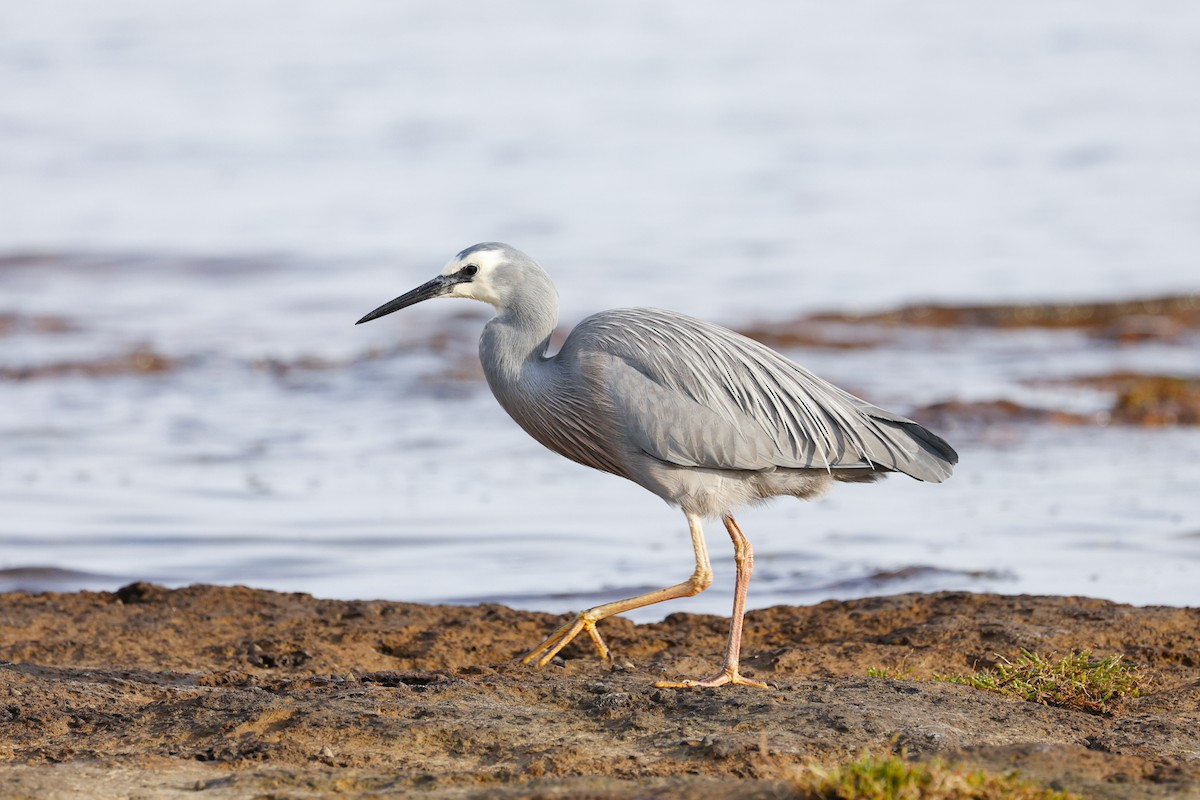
[{"left": 633, "top": 459, "right": 835, "bottom": 517}]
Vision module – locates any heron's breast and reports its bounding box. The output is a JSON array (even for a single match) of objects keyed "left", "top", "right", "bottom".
[{"left": 484, "top": 360, "right": 629, "bottom": 479}]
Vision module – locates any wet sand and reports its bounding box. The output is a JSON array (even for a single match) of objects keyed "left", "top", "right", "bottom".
[{"left": 2, "top": 585, "right": 1198, "bottom": 798}]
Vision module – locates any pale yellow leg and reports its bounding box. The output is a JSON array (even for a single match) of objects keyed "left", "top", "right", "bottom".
[
  {"left": 521, "top": 512, "right": 713, "bottom": 667},
  {"left": 654, "top": 514, "right": 768, "bottom": 689}
]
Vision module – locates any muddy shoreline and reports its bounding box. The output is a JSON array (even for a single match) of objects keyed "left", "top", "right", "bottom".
[{"left": 1, "top": 585, "right": 1198, "bottom": 798}]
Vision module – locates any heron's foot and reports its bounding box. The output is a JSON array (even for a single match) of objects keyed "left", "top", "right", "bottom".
[
  {"left": 521, "top": 610, "right": 610, "bottom": 668},
  {"left": 653, "top": 664, "right": 768, "bottom": 689}
]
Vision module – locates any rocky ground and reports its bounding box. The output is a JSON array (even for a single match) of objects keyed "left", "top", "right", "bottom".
[{"left": 1, "top": 585, "right": 1198, "bottom": 798}]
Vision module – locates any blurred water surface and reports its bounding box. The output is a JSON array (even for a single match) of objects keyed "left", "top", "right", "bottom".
[{"left": 1, "top": 2, "right": 1198, "bottom": 615}]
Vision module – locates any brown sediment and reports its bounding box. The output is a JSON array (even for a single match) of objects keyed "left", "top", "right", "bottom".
[
  {"left": 1058, "top": 373, "right": 1200, "bottom": 427},
  {"left": 913, "top": 372, "right": 1200, "bottom": 429},
  {"left": 1024, "top": 373, "right": 1200, "bottom": 427},
  {"left": 0, "top": 584, "right": 1197, "bottom": 798},
  {"left": 909, "top": 399, "right": 1097, "bottom": 429},
  {"left": 251, "top": 353, "right": 341, "bottom": 377},
  {"left": 0, "top": 346, "right": 176, "bottom": 380},
  {"left": 250, "top": 310, "right": 499, "bottom": 384},
  {"left": 731, "top": 294, "right": 1200, "bottom": 352},
  {"left": 805, "top": 293, "right": 1200, "bottom": 334},
  {"left": 735, "top": 321, "right": 884, "bottom": 350},
  {"left": 417, "top": 352, "right": 486, "bottom": 393},
  {"left": 0, "top": 313, "right": 77, "bottom": 336}
]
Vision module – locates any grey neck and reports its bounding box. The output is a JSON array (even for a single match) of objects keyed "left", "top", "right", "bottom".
[{"left": 479, "top": 285, "right": 560, "bottom": 390}]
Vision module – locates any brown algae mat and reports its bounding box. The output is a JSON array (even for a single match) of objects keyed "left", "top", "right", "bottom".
[{"left": 1, "top": 585, "right": 1199, "bottom": 798}]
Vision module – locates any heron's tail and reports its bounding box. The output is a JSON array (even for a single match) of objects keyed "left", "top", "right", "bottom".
[
  {"left": 896, "top": 419, "right": 958, "bottom": 482},
  {"left": 861, "top": 410, "right": 958, "bottom": 483}
]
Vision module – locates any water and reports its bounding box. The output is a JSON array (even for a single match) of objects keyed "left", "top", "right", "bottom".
[{"left": 2, "top": 2, "right": 1199, "bottom": 616}]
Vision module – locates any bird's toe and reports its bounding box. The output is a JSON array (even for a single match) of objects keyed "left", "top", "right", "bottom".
[
  {"left": 521, "top": 611, "right": 610, "bottom": 667},
  {"left": 653, "top": 665, "right": 768, "bottom": 689}
]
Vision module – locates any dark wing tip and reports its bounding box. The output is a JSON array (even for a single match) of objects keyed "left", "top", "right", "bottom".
[{"left": 899, "top": 421, "right": 959, "bottom": 481}]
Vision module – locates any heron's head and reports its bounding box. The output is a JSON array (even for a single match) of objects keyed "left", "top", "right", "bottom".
[{"left": 356, "top": 242, "right": 551, "bottom": 325}]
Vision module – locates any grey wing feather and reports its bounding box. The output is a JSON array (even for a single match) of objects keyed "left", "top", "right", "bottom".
[{"left": 568, "top": 309, "right": 958, "bottom": 482}]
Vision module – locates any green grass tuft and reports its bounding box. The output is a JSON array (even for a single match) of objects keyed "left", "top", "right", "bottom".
[
  {"left": 866, "top": 666, "right": 903, "bottom": 679},
  {"left": 936, "top": 649, "right": 1140, "bottom": 715},
  {"left": 793, "top": 751, "right": 1078, "bottom": 800}
]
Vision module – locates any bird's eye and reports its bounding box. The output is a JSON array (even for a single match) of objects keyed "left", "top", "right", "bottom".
[{"left": 462, "top": 264, "right": 479, "bottom": 277}]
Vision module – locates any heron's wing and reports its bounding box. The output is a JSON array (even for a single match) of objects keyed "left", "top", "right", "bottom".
[{"left": 568, "top": 309, "right": 957, "bottom": 482}]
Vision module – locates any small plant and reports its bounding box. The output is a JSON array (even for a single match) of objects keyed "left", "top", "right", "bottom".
[
  {"left": 793, "top": 751, "right": 1078, "bottom": 800},
  {"left": 937, "top": 649, "right": 1140, "bottom": 715},
  {"left": 865, "top": 665, "right": 916, "bottom": 680},
  {"left": 866, "top": 666, "right": 902, "bottom": 679}
]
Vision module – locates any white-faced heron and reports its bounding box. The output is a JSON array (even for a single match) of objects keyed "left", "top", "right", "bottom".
[{"left": 357, "top": 242, "right": 958, "bottom": 688}]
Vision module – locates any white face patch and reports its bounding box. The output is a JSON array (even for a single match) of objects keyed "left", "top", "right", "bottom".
[{"left": 440, "top": 248, "right": 506, "bottom": 307}]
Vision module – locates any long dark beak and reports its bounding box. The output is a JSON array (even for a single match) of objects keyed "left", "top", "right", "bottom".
[{"left": 356, "top": 275, "right": 456, "bottom": 325}]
